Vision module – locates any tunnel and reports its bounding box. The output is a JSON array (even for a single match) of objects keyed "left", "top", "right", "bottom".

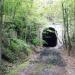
[{"left": 42, "top": 27, "right": 57, "bottom": 47}]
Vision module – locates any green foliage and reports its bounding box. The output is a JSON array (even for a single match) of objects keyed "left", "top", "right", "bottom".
[
  {"left": 32, "top": 38, "right": 48, "bottom": 46},
  {"left": 2, "top": 0, "right": 50, "bottom": 66},
  {"left": 10, "top": 38, "right": 31, "bottom": 55},
  {"left": 32, "top": 38, "right": 42, "bottom": 46},
  {"left": 3, "top": 48, "right": 16, "bottom": 62},
  {"left": 3, "top": 38, "right": 32, "bottom": 63},
  {"left": 62, "top": 0, "right": 75, "bottom": 39}
]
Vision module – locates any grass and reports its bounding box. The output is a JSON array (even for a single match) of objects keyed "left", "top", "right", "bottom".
[
  {"left": 5, "top": 61, "right": 29, "bottom": 75},
  {"left": 47, "top": 64, "right": 53, "bottom": 68}
]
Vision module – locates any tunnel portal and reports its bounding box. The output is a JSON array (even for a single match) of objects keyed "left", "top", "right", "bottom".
[{"left": 42, "top": 27, "right": 57, "bottom": 47}]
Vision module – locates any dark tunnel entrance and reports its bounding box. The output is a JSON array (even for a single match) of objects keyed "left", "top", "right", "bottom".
[{"left": 42, "top": 27, "right": 57, "bottom": 47}]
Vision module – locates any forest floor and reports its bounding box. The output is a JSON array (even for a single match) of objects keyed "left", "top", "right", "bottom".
[{"left": 10, "top": 46, "right": 75, "bottom": 75}]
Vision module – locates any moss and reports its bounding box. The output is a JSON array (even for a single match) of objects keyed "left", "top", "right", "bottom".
[{"left": 5, "top": 61, "right": 29, "bottom": 75}]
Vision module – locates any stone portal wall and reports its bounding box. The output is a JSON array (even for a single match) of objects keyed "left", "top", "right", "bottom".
[{"left": 38, "top": 24, "right": 64, "bottom": 49}]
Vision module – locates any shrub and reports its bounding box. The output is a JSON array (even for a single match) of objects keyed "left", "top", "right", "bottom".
[
  {"left": 32, "top": 38, "right": 44, "bottom": 46},
  {"left": 32, "top": 38, "right": 48, "bottom": 46},
  {"left": 3, "top": 38, "right": 32, "bottom": 63}
]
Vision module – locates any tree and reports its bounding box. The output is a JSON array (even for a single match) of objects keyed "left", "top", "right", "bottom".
[
  {"left": 62, "top": 0, "right": 75, "bottom": 55},
  {"left": 0, "top": 0, "right": 4, "bottom": 64}
]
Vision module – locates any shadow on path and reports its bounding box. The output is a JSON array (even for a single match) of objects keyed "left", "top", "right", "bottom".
[{"left": 39, "top": 48, "right": 66, "bottom": 67}]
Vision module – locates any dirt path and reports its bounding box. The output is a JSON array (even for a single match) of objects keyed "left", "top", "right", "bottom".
[
  {"left": 61, "top": 47, "right": 75, "bottom": 75},
  {"left": 17, "top": 47, "right": 68, "bottom": 75}
]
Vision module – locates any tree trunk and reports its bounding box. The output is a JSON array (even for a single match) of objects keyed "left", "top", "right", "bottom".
[
  {"left": 62, "top": 3, "right": 72, "bottom": 55},
  {"left": 0, "top": 0, "right": 4, "bottom": 63},
  {"left": 62, "top": 3, "right": 67, "bottom": 49},
  {"left": 65, "top": 8, "right": 72, "bottom": 56}
]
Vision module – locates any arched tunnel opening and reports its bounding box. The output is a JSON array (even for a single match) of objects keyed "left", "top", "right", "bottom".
[{"left": 42, "top": 27, "right": 57, "bottom": 47}]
